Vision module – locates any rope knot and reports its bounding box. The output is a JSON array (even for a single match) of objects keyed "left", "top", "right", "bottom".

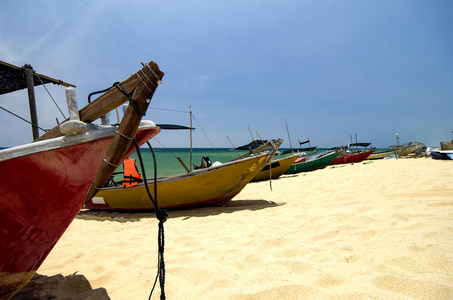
[{"left": 156, "top": 208, "right": 168, "bottom": 223}]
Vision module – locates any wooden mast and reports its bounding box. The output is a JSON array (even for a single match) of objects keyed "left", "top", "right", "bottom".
[
  {"left": 285, "top": 118, "right": 293, "bottom": 152},
  {"left": 189, "top": 105, "right": 193, "bottom": 171}
]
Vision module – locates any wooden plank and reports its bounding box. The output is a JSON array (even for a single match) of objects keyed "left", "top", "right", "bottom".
[
  {"left": 84, "top": 76, "right": 160, "bottom": 203},
  {"left": 34, "top": 61, "right": 164, "bottom": 142},
  {"left": 24, "top": 65, "right": 40, "bottom": 140}
]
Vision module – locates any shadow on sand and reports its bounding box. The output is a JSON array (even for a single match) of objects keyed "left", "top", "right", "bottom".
[{"left": 76, "top": 199, "right": 286, "bottom": 222}]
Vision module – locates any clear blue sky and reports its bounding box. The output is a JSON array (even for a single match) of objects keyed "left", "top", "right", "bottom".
[{"left": 1, "top": 1, "right": 452, "bottom": 148}]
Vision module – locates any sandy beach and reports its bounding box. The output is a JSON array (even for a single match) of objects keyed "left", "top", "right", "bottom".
[{"left": 14, "top": 157, "right": 453, "bottom": 299}]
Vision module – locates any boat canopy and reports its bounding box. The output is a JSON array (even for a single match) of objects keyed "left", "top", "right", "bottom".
[
  {"left": 280, "top": 149, "right": 297, "bottom": 155},
  {"left": 0, "top": 60, "right": 75, "bottom": 95},
  {"left": 236, "top": 139, "right": 279, "bottom": 150},
  {"left": 349, "top": 142, "right": 371, "bottom": 147},
  {"left": 156, "top": 124, "right": 194, "bottom": 130},
  {"left": 300, "top": 146, "right": 317, "bottom": 151}
]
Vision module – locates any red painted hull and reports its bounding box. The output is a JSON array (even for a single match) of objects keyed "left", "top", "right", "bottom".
[
  {"left": 330, "top": 149, "right": 375, "bottom": 165},
  {"left": 0, "top": 126, "right": 159, "bottom": 299}
]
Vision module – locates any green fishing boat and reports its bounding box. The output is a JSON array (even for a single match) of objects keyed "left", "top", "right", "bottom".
[{"left": 284, "top": 150, "right": 342, "bottom": 174}]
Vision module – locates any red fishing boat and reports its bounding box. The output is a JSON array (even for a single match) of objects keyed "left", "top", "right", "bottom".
[
  {"left": 0, "top": 61, "right": 164, "bottom": 299},
  {"left": 330, "top": 149, "right": 375, "bottom": 165}
]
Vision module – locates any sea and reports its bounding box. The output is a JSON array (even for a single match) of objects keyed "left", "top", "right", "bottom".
[
  {"left": 0, "top": 145, "right": 391, "bottom": 180},
  {"left": 122, "top": 146, "right": 390, "bottom": 179},
  {"left": 125, "top": 147, "right": 259, "bottom": 178}
]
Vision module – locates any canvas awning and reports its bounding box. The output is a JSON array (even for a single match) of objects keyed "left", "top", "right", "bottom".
[
  {"left": 236, "top": 139, "right": 279, "bottom": 150},
  {"left": 156, "top": 124, "right": 194, "bottom": 130},
  {"left": 0, "top": 60, "right": 75, "bottom": 95}
]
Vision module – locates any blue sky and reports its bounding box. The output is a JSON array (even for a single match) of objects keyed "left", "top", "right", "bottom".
[{"left": 1, "top": 1, "right": 452, "bottom": 148}]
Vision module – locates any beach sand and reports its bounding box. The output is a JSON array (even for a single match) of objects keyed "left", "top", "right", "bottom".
[{"left": 14, "top": 158, "right": 453, "bottom": 299}]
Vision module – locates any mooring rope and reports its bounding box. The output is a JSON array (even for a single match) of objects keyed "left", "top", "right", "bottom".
[{"left": 132, "top": 139, "right": 167, "bottom": 300}]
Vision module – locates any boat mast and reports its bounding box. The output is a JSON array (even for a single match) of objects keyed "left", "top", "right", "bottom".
[
  {"left": 350, "top": 134, "right": 354, "bottom": 152},
  {"left": 189, "top": 105, "right": 193, "bottom": 171},
  {"left": 285, "top": 118, "right": 293, "bottom": 152}
]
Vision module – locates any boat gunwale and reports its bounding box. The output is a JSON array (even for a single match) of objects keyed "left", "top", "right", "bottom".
[
  {"left": 294, "top": 150, "right": 339, "bottom": 165},
  {"left": 0, "top": 121, "right": 158, "bottom": 162}
]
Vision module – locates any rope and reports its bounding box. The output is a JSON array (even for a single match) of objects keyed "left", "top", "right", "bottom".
[
  {"left": 149, "top": 106, "right": 190, "bottom": 114},
  {"left": 132, "top": 139, "right": 167, "bottom": 300},
  {"left": 0, "top": 105, "right": 48, "bottom": 132},
  {"left": 152, "top": 138, "right": 180, "bottom": 160},
  {"left": 192, "top": 115, "right": 224, "bottom": 162},
  {"left": 87, "top": 83, "right": 118, "bottom": 103},
  {"left": 34, "top": 72, "right": 67, "bottom": 119},
  {"left": 87, "top": 82, "right": 145, "bottom": 116},
  {"left": 136, "top": 70, "right": 155, "bottom": 92},
  {"left": 113, "top": 83, "right": 145, "bottom": 116}
]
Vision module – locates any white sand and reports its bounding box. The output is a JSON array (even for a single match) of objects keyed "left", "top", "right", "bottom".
[{"left": 25, "top": 158, "right": 453, "bottom": 299}]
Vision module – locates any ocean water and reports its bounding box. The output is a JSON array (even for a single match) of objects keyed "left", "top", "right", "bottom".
[
  {"left": 123, "top": 147, "right": 254, "bottom": 178},
  {"left": 117, "top": 146, "right": 392, "bottom": 180}
]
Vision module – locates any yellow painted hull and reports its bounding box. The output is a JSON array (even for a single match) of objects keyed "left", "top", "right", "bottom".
[
  {"left": 86, "top": 153, "right": 270, "bottom": 210},
  {"left": 252, "top": 154, "right": 299, "bottom": 181}
]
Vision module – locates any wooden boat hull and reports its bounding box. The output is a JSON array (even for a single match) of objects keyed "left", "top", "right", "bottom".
[
  {"left": 393, "top": 143, "right": 422, "bottom": 157},
  {"left": 368, "top": 150, "right": 394, "bottom": 160},
  {"left": 0, "top": 125, "right": 160, "bottom": 299},
  {"left": 252, "top": 154, "right": 299, "bottom": 181},
  {"left": 85, "top": 153, "right": 270, "bottom": 210},
  {"left": 330, "top": 149, "right": 375, "bottom": 165},
  {"left": 285, "top": 150, "right": 341, "bottom": 174},
  {"left": 369, "top": 143, "right": 422, "bottom": 160}
]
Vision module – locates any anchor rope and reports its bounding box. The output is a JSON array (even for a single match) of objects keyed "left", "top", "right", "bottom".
[{"left": 132, "top": 139, "right": 167, "bottom": 300}]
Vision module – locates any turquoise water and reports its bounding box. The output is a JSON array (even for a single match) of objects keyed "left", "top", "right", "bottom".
[
  {"left": 124, "top": 147, "right": 253, "bottom": 178},
  {"left": 119, "top": 147, "right": 392, "bottom": 179}
]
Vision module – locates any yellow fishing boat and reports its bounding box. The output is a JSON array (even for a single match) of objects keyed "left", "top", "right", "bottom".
[
  {"left": 251, "top": 153, "right": 299, "bottom": 181},
  {"left": 85, "top": 152, "right": 270, "bottom": 210}
]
